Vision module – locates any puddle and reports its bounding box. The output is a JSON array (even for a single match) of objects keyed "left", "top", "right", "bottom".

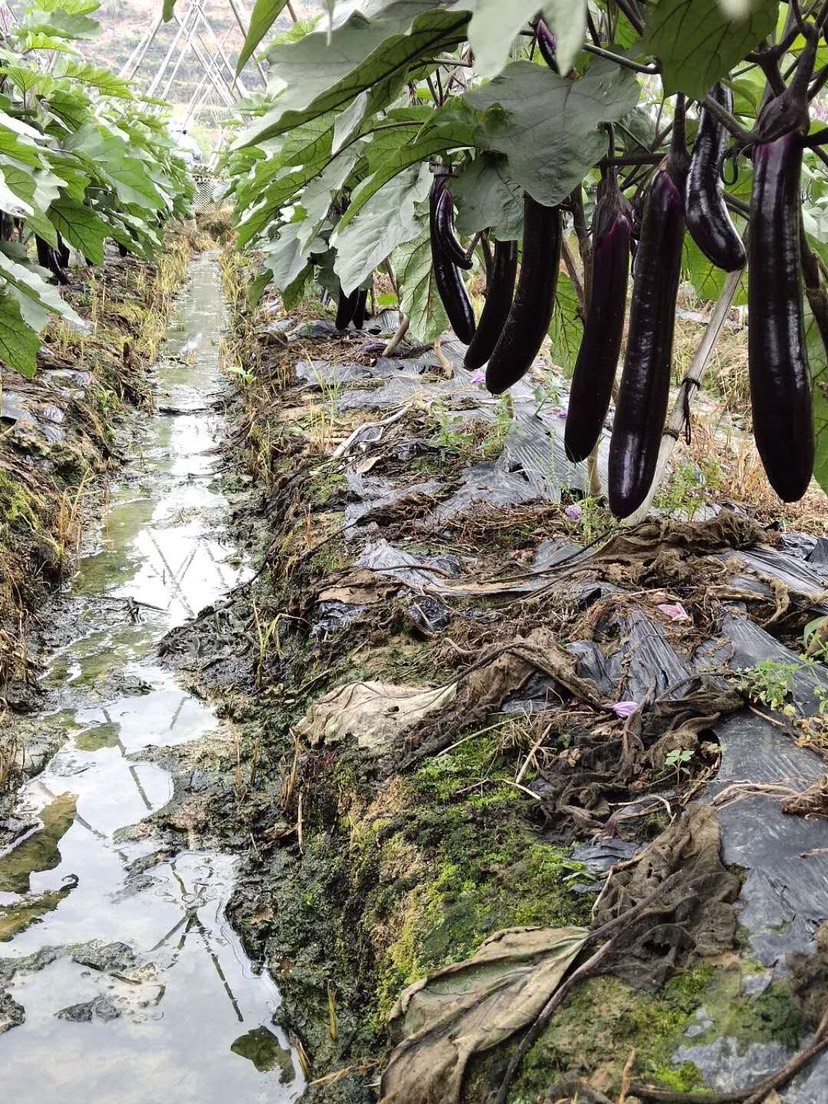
[{"left": 0, "top": 255, "right": 303, "bottom": 1101}]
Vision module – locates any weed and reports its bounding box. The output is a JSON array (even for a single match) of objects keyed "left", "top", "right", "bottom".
[
  {"left": 736, "top": 660, "right": 799, "bottom": 711},
  {"left": 664, "top": 747, "right": 695, "bottom": 785}
]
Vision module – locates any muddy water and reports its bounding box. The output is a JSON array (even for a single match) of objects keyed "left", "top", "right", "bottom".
[{"left": 0, "top": 255, "right": 303, "bottom": 1102}]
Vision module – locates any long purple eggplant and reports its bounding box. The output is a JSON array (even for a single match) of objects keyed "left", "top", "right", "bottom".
[
  {"left": 464, "top": 238, "right": 518, "bottom": 372},
  {"left": 353, "top": 288, "right": 368, "bottom": 330},
  {"left": 564, "top": 170, "right": 632, "bottom": 463},
  {"left": 685, "top": 85, "right": 745, "bottom": 272},
  {"left": 430, "top": 178, "right": 475, "bottom": 345},
  {"left": 335, "top": 287, "right": 359, "bottom": 330},
  {"left": 485, "top": 194, "right": 561, "bottom": 394},
  {"left": 748, "top": 131, "right": 813, "bottom": 501},
  {"left": 608, "top": 158, "right": 686, "bottom": 518},
  {"left": 533, "top": 17, "right": 558, "bottom": 72},
  {"left": 433, "top": 177, "right": 472, "bottom": 270}
]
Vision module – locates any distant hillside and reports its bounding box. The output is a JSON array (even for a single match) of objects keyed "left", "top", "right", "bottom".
[{"left": 9, "top": 1, "right": 318, "bottom": 125}]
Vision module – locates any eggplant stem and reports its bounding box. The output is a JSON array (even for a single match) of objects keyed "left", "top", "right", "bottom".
[
  {"left": 620, "top": 267, "right": 743, "bottom": 527},
  {"left": 603, "top": 152, "right": 663, "bottom": 167},
  {"left": 612, "top": 0, "right": 644, "bottom": 34},
  {"left": 581, "top": 42, "right": 659, "bottom": 73},
  {"left": 586, "top": 8, "right": 602, "bottom": 46},
  {"left": 701, "top": 93, "right": 752, "bottom": 142}
]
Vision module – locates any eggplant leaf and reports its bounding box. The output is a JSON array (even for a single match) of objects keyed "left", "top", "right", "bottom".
[
  {"left": 0, "top": 290, "right": 41, "bottom": 378},
  {"left": 236, "top": 1, "right": 470, "bottom": 147},
  {"left": 547, "top": 272, "right": 583, "bottom": 375},
  {"left": 393, "top": 226, "right": 449, "bottom": 343},
  {"left": 642, "top": 0, "right": 779, "bottom": 100},
  {"left": 452, "top": 154, "right": 523, "bottom": 241},
  {"left": 237, "top": 0, "right": 290, "bottom": 72},
  {"left": 467, "top": 60, "right": 639, "bottom": 207},
  {"left": 333, "top": 163, "right": 431, "bottom": 295}
]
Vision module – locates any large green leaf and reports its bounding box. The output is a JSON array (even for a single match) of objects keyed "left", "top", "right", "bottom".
[
  {"left": 457, "top": 0, "right": 586, "bottom": 79},
  {"left": 333, "top": 163, "right": 431, "bottom": 295},
  {"left": 467, "top": 60, "right": 639, "bottom": 207},
  {"left": 0, "top": 248, "right": 83, "bottom": 327},
  {"left": 236, "top": 1, "right": 470, "bottom": 147},
  {"left": 296, "top": 145, "right": 361, "bottom": 251},
  {"left": 393, "top": 225, "right": 449, "bottom": 343},
  {"left": 452, "top": 154, "right": 523, "bottom": 240},
  {"left": 49, "top": 196, "right": 108, "bottom": 264},
  {"left": 0, "top": 289, "right": 41, "bottom": 377},
  {"left": 56, "top": 60, "right": 133, "bottom": 98},
  {"left": 237, "top": 0, "right": 290, "bottom": 73},
  {"left": 65, "top": 124, "right": 164, "bottom": 210},
  {"left": 260, "top": 222, "right": 310, "bottom": 293},
  {"left": 642, "top": 0, "right": 779, "bottom": 99},
  {"left": 337, "top": 106, "right": 475, "bottom": 227},
  {"left": 22, "top": 8, "right": 100, "bottom": 40}
]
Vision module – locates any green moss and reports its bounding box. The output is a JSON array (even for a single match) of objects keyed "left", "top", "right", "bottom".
[
  {"left": 307, "top": 471, "right": 347, "bottom": 509},
  {"left": 0, "top": 793, "right": 77, "bottom": 894},
  {"left": 0, "top": 471, "right": 42, "bottom": 531},
  {"left": 498, "top": 964, "right": 803, "bottom": 1102},
  {"left": 371, "top": 733, "right": 593, "bottom": 1021}
]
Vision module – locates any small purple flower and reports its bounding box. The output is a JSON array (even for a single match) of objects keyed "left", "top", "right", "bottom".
[
  {"left": 555, "top": 408, "right": 567, "bottom": 420},
  {"left": 470, "top": 369, "right": 485, "bottom": 385},
  {"left": 564, "top": 504, "right": 582, "bottom": 521},
  {"left": 612, "top": 701, "right": 639, "bottom": 719},
  {"left": 657, "top": 602, "right": 690, "bottom": 622}
]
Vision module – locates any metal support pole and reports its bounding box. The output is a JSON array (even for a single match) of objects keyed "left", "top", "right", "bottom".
[
  {"left": 121, "top": 12, "right": 164, "bottom": 80},
  {"left": 147, "top": 4, "right": 195, "bottom": 96},
  {"left": 227, "top": 0, "right": 267, "bottom": 86},
  {"left": 171, "top": 6, "right": 239, "bottom": 108}
]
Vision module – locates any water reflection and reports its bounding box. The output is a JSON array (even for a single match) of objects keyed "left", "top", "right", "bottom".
[{"left": 0, "top": 256, "right": 302, "bottom": 1102}]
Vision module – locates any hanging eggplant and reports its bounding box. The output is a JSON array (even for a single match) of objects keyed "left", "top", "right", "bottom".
[
  {"left": 745, "top": 38, "right": 816, "bottom": 502},
  {"left": 353, "top": 288, "right": 368, "bottom": 330},
  {"left": 429, "top": 176, "right": 475, "bottom": 345},
  {"left": 533, "top": 17, "right": 558, "bottom": 73},
  {"left": 608, "top": 142, "right": 687, "bottom": 518},
  {"left": 433, "top": 176, "right": 472, "bottom": 270},
  {"left": 748, "top": 131, "right": 813, "bottom": 501},
  {"left": 464, "top": 238, "right": 518, "bottom": 373},
  {"left": 685, "top": 84, "right": 746, "bottom": 272},
  {"left": 485, "top": 194, "right": 561, "bottom": 395},
  {"left": 564, "top": 168, "right": 633, "bottom": 463},
  {"left": 335, "top": 287, "right": 360, "bottom": 330}
]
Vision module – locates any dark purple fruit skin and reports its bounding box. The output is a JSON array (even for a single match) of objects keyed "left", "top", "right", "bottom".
[
  {"left": 685, "top": 84, "right": 746, "bottom": 272},
  {"left": 464, "top": 238, "right": 518, "bottom": 372},
  {"left": 748, "top": 132, "right": 814, "bottom": 502},
  {"left": 608, "top": 164, "right": 685, "bottom": 518},
  {"left": 485, "top": 194, "right": 561, "bottom": 395},
  {"left": 534, "top": 17, "right": 558, "bottom": 72},
  {"left": 564, "top": 183, "right": 632, "bottom": 463},
  {"left": 335, "top": 287, "right": 359, "bottom": 330},
  {"left": 430, "top": 178, "right": 476, "bottom": 345},
  {"left": 434, "top": 178, "right": 472, "bottom": 270},
  {"left": 35, "top": 234, "right": 70, "bottom": 285},
  {"left": 352, "top": 288, "right": 368, "bottom": 330}
]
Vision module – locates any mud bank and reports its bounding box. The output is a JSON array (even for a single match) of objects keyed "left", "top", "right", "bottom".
[
  {"left": 0, "top": 255, "right": 304, "bottom": 1101},
  {"left": 160, "top": 267, "right": 828, "bottom": 1104}
]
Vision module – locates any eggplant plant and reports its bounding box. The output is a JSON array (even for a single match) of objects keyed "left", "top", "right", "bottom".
[
  {"left": 0, "top": 0, "right": 193, "bottom": 378},
  {"left": 213, "top": 0, "right": 828, "bottom": 513}
]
